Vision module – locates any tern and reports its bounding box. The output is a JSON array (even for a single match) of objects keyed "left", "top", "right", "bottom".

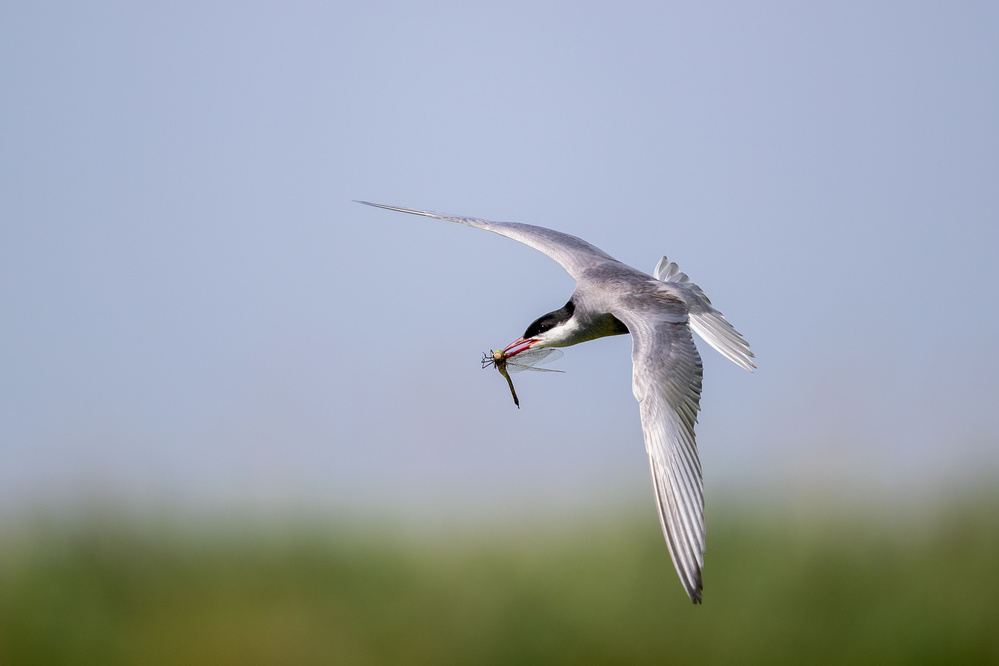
[{"left": 357, "top": 201, "right": 755, "bottom": 603}]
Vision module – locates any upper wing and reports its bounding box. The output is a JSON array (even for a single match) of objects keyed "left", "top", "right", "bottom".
[
  {"left": 615, "top": 301, "right": 706, "bottom": 604},
  {"left": 356, "top": 201, "right": 619, "bottom": 281}
]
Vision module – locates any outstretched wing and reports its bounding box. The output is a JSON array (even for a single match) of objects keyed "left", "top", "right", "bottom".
[
  {"left": 356, "top": 201, "right": 619, "bottom": 281},
  {"left": 615, "top": 301, "right": 706, "bottom": 604}
]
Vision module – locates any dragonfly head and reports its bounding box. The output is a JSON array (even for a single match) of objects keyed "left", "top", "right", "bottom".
[{"left": 481, "top": 351, "right": 499, "bottom": 369}]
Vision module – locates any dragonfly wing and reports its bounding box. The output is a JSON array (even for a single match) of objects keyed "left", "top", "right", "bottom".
[
  {"left": 512, "top": 348, "right": 563, "bottom": 365},
  {"left": 506, "top": 349, "right": 565, "bottom": 373},
  {"left": 507, "top": 365, "right": 565, "bottom": 373}
]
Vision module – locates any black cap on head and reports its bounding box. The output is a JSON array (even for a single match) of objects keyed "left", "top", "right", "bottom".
[{"left": 523, "top": 300, "right": 575, "bottom": 339}]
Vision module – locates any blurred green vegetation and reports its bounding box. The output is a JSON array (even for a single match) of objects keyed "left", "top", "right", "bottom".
[{"left": 0, "top": 498, "right": 997, "bottom": 665}]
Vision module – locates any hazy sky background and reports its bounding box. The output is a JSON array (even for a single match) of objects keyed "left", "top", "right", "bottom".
[{"left": 2, "top": 3, "right": 997, "bottom": 521}]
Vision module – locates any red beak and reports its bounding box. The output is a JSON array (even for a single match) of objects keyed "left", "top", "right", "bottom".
[{"left": 502, "top": 337, "right": 536, "bottom": 358}]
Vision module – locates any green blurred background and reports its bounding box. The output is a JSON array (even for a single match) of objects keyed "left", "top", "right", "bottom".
[{"left": 2, "top": 496, "right": 997, "bottom": 665}]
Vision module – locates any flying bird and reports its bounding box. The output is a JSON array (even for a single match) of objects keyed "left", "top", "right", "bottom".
[{"left": 356, "top": 201, "right": 755, "bottom": 603}]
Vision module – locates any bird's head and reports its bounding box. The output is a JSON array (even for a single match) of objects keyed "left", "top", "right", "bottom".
[{"left": 501, "top": 300, "right": 577, "bottom": 358}]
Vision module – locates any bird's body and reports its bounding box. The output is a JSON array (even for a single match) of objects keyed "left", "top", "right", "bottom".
[{"left": 357, "top": 201, "right": 755, "bottom": 603}]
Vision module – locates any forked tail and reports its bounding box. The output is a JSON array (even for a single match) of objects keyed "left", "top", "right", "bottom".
[{"left": 654, "top": 257, "right": 756, "bottom": 372}]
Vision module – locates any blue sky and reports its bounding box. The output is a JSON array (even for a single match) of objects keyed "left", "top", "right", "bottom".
[{"left": 2, "top": 3, "right": 997, "bottom": 520}]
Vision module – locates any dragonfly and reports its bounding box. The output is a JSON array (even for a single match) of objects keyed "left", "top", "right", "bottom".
[{"left": 481, "top": 347, "right": 564, "bottom": 408}]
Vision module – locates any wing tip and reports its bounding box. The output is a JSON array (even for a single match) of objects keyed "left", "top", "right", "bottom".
[
  {"left": 687, "top": 570, "right": 704, "bottom": 604},
  {"left": 679, "top": 560, "right": 704, "bottom": 604},
  {"left": 354, "top": 200, "right": 410, "bottom": 213},
  {"left": 354, "top": 200, "right": 471, "bottom": 227}
]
